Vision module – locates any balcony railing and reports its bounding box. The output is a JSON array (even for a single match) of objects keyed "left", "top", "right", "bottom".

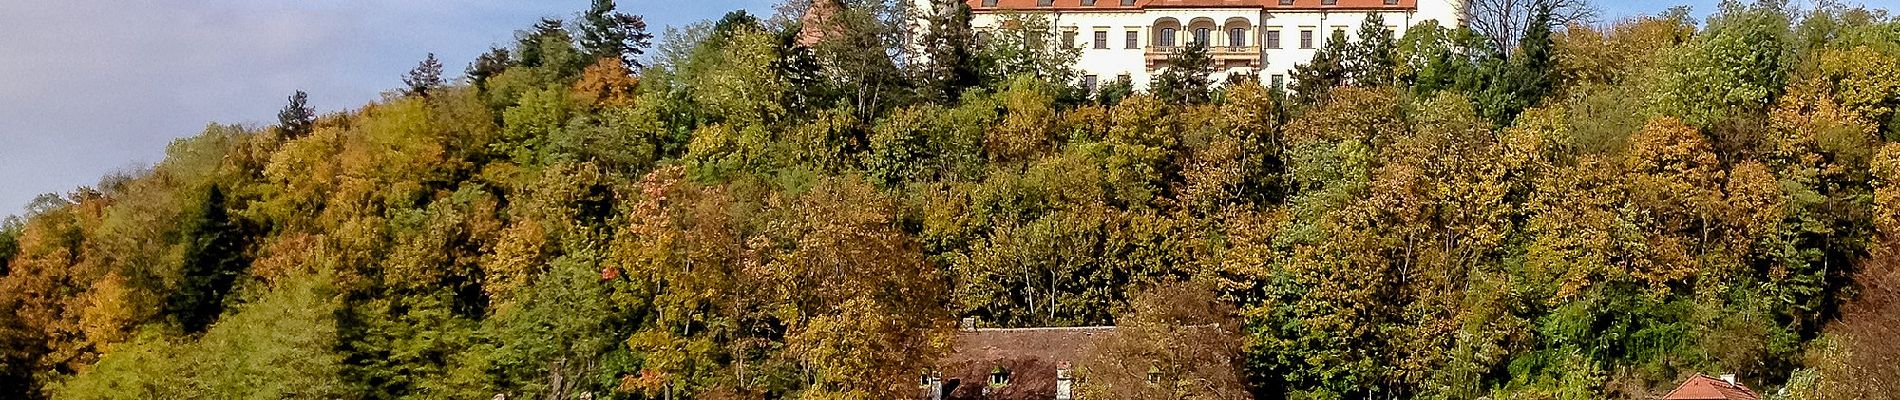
[{"left": 1144, "top": 45, "right": 1263, "bottom": 68}]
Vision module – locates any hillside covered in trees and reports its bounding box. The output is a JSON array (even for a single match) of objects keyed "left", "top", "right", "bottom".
[{"left": 4, "top": 0, "right": 1900, "bottom": 399}]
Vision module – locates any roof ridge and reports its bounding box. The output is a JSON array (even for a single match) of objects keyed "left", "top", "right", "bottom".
[{"left": 967, "top": 326, "right": 1117, "bottom": 332}]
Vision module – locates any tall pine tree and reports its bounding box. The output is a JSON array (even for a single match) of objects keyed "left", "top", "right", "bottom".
[
  {"left": 277, "top": 90, "right": 314, "bottom": 139},
  {"left": 1344, "top": 14, "right": 1398, "bottom": 87},
  {"left": 918, "top": 0, "right": 981, "bottom": 103},
  {"left": 466, "top": 46, "right": 511, "bottom": 89},
  {"left": 1149, "top": 41, "right": 1215, "bottom": 105},
  {"left": 1482, "top": 3, "right": 1555, "bottom": 126},
  {"left": 1290, "top": 30, "right": 1350, "bottom": 106},
  {"left": 576, "top": 0, "right": 653, "bottom": 69},
  {"left": 167, "top": 185, "right": 250, "bottom": 334},
  {"left": 402, "top": 53, "right": 445, "bottom": 98}
]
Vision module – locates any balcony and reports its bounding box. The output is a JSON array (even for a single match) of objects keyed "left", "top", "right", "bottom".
[{"left": 1144, "top": 45, "right": 1262, "bottom": 69}]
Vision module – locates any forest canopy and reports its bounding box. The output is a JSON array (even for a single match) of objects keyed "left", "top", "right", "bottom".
[{"left": 4, "top": 0, "right": 1900, "bottom": 399}]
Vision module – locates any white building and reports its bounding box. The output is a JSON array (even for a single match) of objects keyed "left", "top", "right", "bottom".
[{"left": 953, "top": 0, "right": 1464, "bottom": 91}]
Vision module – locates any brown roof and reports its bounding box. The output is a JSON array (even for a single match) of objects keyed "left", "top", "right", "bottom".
[
  {"left": 1663, "top": 374, "right": 1761, "bottom": 400},
  {"left": 965, "top": 0, "right": 1417, "bottom": 11},
  {"left": 797, "top": 0, "right": 846, "bottom": 46},
  {"left": 934, "top": 327, "right": 1115, "bottom": 400}
]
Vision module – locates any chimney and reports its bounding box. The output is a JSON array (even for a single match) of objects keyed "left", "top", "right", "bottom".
[
  {"left": 1719, "top": 374, "right": 1738, "bottom": 387},
  {"left": 1055, "top": 362, "right": 1075, "bottom": 400},
  {"left": 928, "top": 371, "right": 945, "bottom": 400}
]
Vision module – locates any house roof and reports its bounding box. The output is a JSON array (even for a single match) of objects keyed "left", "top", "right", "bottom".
[
  {"left": 935, "top": 326, "right": 1116, "bottom": 400},
  {"left": 1662, "top": 374, "right": 1761, "bottom": 400},
  {"left": 964, "top": 0, "right": 1417, "bottom": 12},
  {"left": 797, "top": 0, "right": 846, "bottom": 46}
]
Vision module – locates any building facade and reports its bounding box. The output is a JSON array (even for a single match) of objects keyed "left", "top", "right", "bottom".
[{"left": 957, "top": 0, "right": 1464, "bottom": 91}]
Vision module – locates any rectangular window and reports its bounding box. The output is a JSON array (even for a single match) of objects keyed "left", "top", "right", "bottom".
[
  {"left": 1126, "top": 30, "right": 1139, "bottom": 49},
  {"left": 1265, "top": 30, "right": 1281, "bottom": 48},
  {"left": 1063, "top": 31, "right": 1077, "bottom": 48},
  {"left": 1084, "top": 75, "right": 1099, "bottom": 93},
  {"left": 1322, "top": 0, "right": 1337, "bottom": 5},
  {"left": 1162, "top": 28, "right": 1177, "bottom": 47},
  {"left": 1271, "top": 74, "right": 1285, "bottom": 89},
  {"left": 1094, "top": 31, "right": 1108, "bottom": 49},
  {"left": 1229, "top": 28, "right": 1246, "bottom": 48},
  {"left": 1299, "top": 30, "right": 1313, "bottom": 48},
  {"left": 1384, "top": 0, "right": 1398, "bottom": 4},
  {"left": 1279, "top": 0, "right": 1293, "bottom": 4},
  {"left": 1038, "top": 0, "right": 1054, "bottom": 6},
  {"left": 1122, "top": 0, "right": 1137, "bottom": 5},
  {"left": 1194, "top": 28, "right": 1210, "bottom": 46},
  {"left": 1081, "top": 0, "right": 1097, "bottom": 5},
  {"left": 982, "top": 0, "right": 997, "bottom": 6}
]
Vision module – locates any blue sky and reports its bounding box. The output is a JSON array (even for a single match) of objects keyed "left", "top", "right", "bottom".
[{"left": 0, "top": 0, "right": 1879, "bottom": 216}]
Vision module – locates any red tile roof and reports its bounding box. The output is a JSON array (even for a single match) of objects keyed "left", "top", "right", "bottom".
[
  {"left": 965, "top": 0, "right": 1417, "bottom": 11},
  {"left": 1663, "top": 374, "right": 1761, "bottom": 400},
  {"left": 935, "top": 327, "right": 1115, "bottom": 400}
]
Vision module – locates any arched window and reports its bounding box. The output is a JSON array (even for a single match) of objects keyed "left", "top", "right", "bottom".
[{"left": 1160, "top": 28, "right": 1177, "bottom": 47}]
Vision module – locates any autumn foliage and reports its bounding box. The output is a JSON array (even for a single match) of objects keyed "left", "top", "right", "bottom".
[{"left": 4, "top": 1, "right": 1900, "bottom": 400}]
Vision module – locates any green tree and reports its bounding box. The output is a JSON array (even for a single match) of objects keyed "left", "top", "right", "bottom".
[
  {"left": 975, "top": 12, "right": 1081, "bottom": 86},
  {"left": 1504, "top": 3, "right": 1558, "bottom": 122},
  {"left": 1289, "top": 30, "right": 1350, "bottom": 106},
  {"left": 1658, "top": 0, "right": 1793, "bottom": 126},
  {"left": 1345, "top": 13, "right": 1399, "bottom": 86},
  {"left": 1095, "top": 74, "right": 1135, "bottom": 106},
  {"left": 576, "top": 0, "right": 653, "bottom": 69},
  {"left": 402, "top": 53, "right": 446, "bottom": 98},
  {"left": 276, "top": 90, "right": 315, "bottom": 139},
  {"left": 466, "top": 46, "right": 512, "bottom": 89},
  {"left": 917, "top": 0, "right": 981, "bottom": 102},
  {"left": 515, "top": 18, "right": 587, "bottom": 79},
  {"left": 56, "top": 272, "right": 348, "bottom": 400},
  {"left": 166, "top": 185, "right": 250, "bottom": 334},
  {"left": 1149, "top": 41, "right": 1214, "bottom": 105}
]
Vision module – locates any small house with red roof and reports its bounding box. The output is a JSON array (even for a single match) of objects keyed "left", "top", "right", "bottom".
[
  {"left": 920, "top": 319, "right": 1115, "bottom": 400},
  {"left": 1662, "top": 374, "right": 1760, "bottom": 400}
]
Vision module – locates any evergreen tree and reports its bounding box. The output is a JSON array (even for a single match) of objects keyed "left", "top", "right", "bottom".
[
  {"left": 1289, "top": 30, "right": 1350, "bottom": 105},
  {"left": 576, "top": 0, "right": 653, "bottom": 69},
  {"left": 0, "top": 218, "right": 18, "bottom": 277},
  {"left": 466, "top": 46, "right": 511, "bottom": 89},
  {"left": 918, "top": 0, "right": 981, "bottom": 102},
  {"left": 1345, "top": 14, "right": 1399, "bottom": 86},
  {"left": 1149, "top": 41, "right": 1214, "bottom": 105},
  {"left": 1096, "top": 74, "right": 1135, "bottom": 106},
  {"left": 711, "top": 10, "right": 761, "bottom": 38},
  {"left": 1481, "top": 3, "right": 1556, "bottom": 126},
  {"left": 515, "top": 17, "right": 585, "bottom": 77},
  {"left": 166, "top": 185, "right": 250, "bottom": 334},
  {"left": 276, "top": 90, "right": 314, "bottom": 139},
  {"left": 402, "top": 53, "right": 445, "bottom": 98}
]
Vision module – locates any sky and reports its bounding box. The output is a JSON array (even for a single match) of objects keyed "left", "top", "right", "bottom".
[{"left": 0, "top": 0, "right": 1879, "bottom": 216}]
